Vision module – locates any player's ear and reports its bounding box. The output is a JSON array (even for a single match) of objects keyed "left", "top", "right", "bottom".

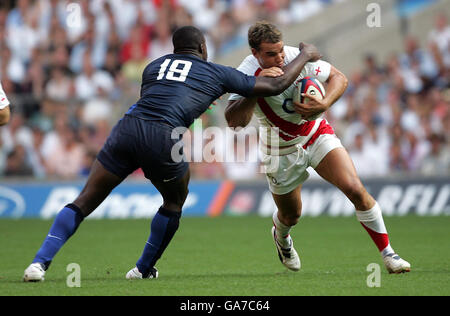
[
  {"left": 251, "top": 48, "right": 258, "bottom": 57},
  {"left": 200, "top": 43, "right": 208, "bottom": 61}
]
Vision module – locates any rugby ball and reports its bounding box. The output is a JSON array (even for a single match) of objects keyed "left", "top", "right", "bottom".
[{"left": 293, "top": 77, "right": 326, "bottom": 121}]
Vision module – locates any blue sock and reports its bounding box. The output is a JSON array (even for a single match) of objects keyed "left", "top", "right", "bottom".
[
  {"left": 33, "top": 204, "right": 84, "bottom": 269},
  {"left": 136, "top": 207, "right": 181, "bottom": 277}
]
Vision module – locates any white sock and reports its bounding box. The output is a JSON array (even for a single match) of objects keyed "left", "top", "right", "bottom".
[
  {"left": 356, "top": 202, "right": 394, "bottom": 257},
  {"left": 272, "top": 211, "right": 292, "bottom": 248}
]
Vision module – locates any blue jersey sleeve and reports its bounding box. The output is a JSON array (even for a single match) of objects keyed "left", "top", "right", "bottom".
[
  {"left": 217, "top": 65, "right": 256, "bottom": 97},
  {"left": 130, "top": 55, "right": 258, "bottom": 128}
]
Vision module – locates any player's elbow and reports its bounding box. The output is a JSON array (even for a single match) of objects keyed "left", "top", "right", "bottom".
[
  {"left": 225, "top": 99, "right": 255, "bottom": 128},
  {"left": 228, "top": 121, "right": 249, "bottom": 129},
  {"left": 225, "top": 111, "right": 247, "bottom": 128},
  {"left": 0, "top": 107, "right": 10, "bottom": 126},
  {"left": 224, "top": 111, "right": 234, "bottom": 127},
  {"left": 329, "top": 67, "right": 349, "bottom": 92},
  {"left": 224, "top": 106, "right": 237, "bottom": 127},
  {"left": 340, "top": 73, "right": 349, "bottom": 91}
]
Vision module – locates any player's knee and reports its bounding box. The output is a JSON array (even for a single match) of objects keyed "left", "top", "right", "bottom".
[
  {"left": 342, "top": 178, "right": 366, "bottom": 205},
  {"left": 288, "top": 214, "right": 301, "bottom": 226},
  {"left": 281, "top": 209, "right": 301, "bottom": 226},
  {"left": 165, "top": 187, "right": 189, "bottom": 211},
  {"left": 285, "top": 214, "right": 300, "bottom": 226}
]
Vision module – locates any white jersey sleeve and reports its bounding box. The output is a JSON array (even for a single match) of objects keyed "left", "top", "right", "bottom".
[
  {"left": 284, "top": 45, "right": 331, "bottom": 83},
  {"left": 301, "top": 60, "right": 331, "bottom": 83},
  {"left": 0, "top": 82, "right": 10, "bottom": 109}
]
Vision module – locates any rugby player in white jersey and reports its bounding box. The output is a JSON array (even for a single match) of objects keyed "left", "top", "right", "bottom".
[
  {"left": 0, "top": 81, "right": 10, "bottom": 125},
  {"left": 226, "top": 21, "right": 410, "bottom": 274}
]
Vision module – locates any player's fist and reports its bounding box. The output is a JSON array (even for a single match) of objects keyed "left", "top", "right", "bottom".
[{"left": 299, "top": 42, "right": 322, "bottom": 62}]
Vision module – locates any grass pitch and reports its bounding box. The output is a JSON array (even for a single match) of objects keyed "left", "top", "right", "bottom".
[{"left": 0, "top": 215, "right": 449, "bottom": 296}]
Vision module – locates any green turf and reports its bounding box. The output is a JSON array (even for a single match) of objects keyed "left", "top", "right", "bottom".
[{"left": 0, "top": 215, "right": 449, "bottom": 296}]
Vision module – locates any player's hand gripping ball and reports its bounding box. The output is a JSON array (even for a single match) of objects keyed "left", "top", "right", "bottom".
[{"left": 293, "top": 76, "right": 326, "bottom": 121}]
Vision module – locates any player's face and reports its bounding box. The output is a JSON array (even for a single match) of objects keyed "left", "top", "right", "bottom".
[{"left": 252, "top": 41, "right": 285, "bottom": 69}]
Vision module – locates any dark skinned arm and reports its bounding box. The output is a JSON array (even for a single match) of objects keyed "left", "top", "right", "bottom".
[{"left": 225, "top": 42, "right": 321, "bottom": 128}]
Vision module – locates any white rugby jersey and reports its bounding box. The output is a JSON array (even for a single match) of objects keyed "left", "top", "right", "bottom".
[
  {"left": 0, "top": 82, "right": 10, "bottom": 109},
  {"left": 229, "top": 46, "right": 332, "bottom": 154}
]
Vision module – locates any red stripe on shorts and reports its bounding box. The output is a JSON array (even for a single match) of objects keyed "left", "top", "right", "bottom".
[{"left": 302, "top": 119, "right": 334, "bottom": 149}]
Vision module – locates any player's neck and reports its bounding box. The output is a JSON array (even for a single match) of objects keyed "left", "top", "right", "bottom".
[{"left": 174, "top": 49, "right": 203, "bottom": 59}]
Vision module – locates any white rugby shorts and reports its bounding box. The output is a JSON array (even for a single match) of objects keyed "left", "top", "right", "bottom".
[{"left": 261, "top": 133, "right": 343, "bottom": 195}]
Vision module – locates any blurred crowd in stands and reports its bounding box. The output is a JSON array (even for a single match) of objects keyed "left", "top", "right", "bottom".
[{"left": 0, "top": 0, "right": 448, "bottom": 181}]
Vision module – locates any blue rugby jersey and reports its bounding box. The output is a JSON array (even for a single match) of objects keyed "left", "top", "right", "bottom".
[{"left": 127, "top": 54, "right": 256, "bottom": 128}]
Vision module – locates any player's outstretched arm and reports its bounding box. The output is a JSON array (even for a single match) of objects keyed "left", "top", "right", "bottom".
[
  {"left": 250, "top": 42, "right": 321, "bottom": 97},
  {"left": 0, "top": 106, "right": 10, "bottom": 126},
  {"left": 225, "top": 43, "right": 321, "bottom": 128}
]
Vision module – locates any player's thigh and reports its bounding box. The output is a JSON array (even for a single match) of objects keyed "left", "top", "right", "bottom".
[
  {"left": 73, "top": 159, "right": 124, "bottom": 216},
  {"left": 272, "top": 184, "right": 303, "bottom": 220},
  {"left": 314, "top": 147, "right": 357, "bottom": 183},
  {"left": 151, "top": 168, "right": 190, "bottom": 212},
  {"left": 314, "top": 147, "right": 371, "bottom": 204}
]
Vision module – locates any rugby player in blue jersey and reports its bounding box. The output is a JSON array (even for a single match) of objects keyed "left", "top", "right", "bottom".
[{"left": 23, "top": 26, "right": 322, "bottom": 281}]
